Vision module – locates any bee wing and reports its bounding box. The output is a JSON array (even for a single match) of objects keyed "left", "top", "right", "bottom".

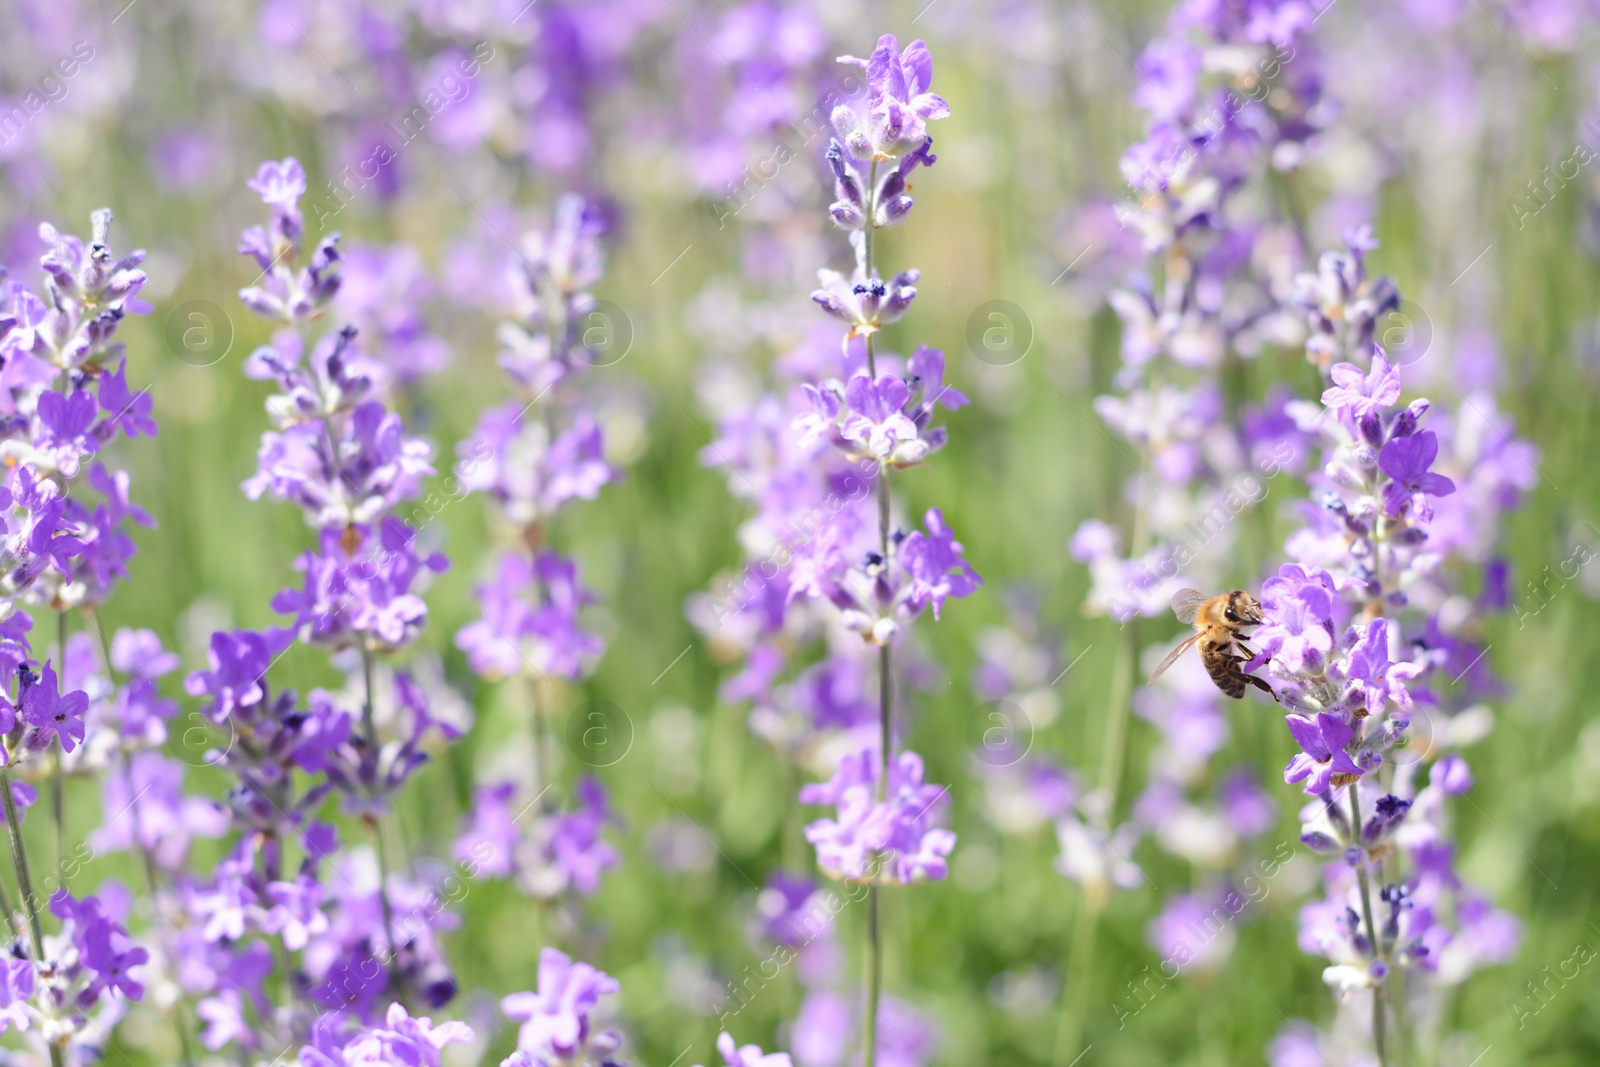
[
  {"left": 1170, "top": 589, "right": 1209, "bottom": 625},
  {"left": 1148, "top": 633, "right": 1202, "bottom": 684}
]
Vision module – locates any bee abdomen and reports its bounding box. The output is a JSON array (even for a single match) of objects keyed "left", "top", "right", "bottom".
[{"left": 1200, "top": 639, "right": 1247, "bottom": 699}]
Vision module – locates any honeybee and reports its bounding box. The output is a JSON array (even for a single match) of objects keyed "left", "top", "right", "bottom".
[{"left": 1148, "top": 589, "right": 1278, "bottom": 702}]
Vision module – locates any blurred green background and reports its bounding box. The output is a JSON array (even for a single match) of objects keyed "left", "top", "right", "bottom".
[{"left": 3, "top": 0, "right": 1599, "bottom": 1064}]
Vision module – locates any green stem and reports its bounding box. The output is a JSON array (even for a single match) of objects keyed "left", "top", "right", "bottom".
[
  {"left": 1349, "top": 786, "right": 1388, "bottom": 1067},
  {"left": 2, "top": 765, "right": 63, "bottom": 1067},
  {"left": 860, "top": 170, "right": 888, "bottom": 1067},
  {"left": 0, "top": 767, "right": 44, "bottom": 957},
  {"left": 863, "top": 882, "right": 881, "bottom": 1067},
  {"left": 863, "top": 160, "right": 879, "bottom": 275},
  {"left": 1095, "top": 619, "right": 1139, "bottom": 828},
  {"left": 360, "top": 647, "right": 402, "bottom": 996},
  {"left": 528, "top": 673, "right": 549, "bottom": 803},
  {"left": 0, "top": 856, "right": 17, "bottom": 941},
  {"left": 52, "top": 610, "right": 67, "bottom": 882},
  {"left": 1055, "top": 894, "right": 1100, "bottom": 1064},
  {"left": 1056, "top": 451, "right": 1150, "bottom": 1063}
]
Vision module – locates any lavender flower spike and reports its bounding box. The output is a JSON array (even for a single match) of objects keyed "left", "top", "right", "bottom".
[{"left": 833, "top": 35, "right": 950, "bottom": 161}]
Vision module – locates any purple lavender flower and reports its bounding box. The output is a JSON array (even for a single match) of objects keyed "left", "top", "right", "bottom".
[
  {"left": 801, "top": 749, "right": 956, "bottom": 884},
  {"left": 1255, "top": 564, "right": 1342, "bottom": 674},
  {"left": 752, "top": 871, "right": 823, "bottom": 948},
  {"left": 1430, "top": 754, "right": 1473, "bottom": 795},
  {"left": 50, "top": 889, "right": 150, "bottom": 1004},
  {"left": 34, "top": 389, "right": 99, "bottom": 477},
  {"left": 454, "top": 782, "right": 519, "bottom": 878},
  {"left": 832, "top": 35, "right": 950, "bottom": 161},
  {"left": 455, "top": 552, "right": 603, "bottom": 681},
  {"left": 247, "top": 158, "right": 308, "bottom": 224},
  {"left": 271, "top": 520, "right": 448, "bottom": 652},
  {"left": 700, "top": 1032, "right": 794, "bottom": 1067},
  {"left": 500, "top": 948, "right": 624, "bottom": 1065},
  {"left": 30, "top": 210, "right": 151, "bottom": 371},
  {"left": 184, "top": 628, "right": 296, "bottom": 723},
  {"left": 495, "top": 193, "right": 612, "bottom": 393},
  {"left": 300, "top": 1002, "right": 473, "bottom": 1067},
  {"left": 0, "top": 956, "right": 33, "bottom": 1033},
  {"left": 1283, "top": 712, "right": 1364, "bottom": 795},
  {"left": 456, "top": 406, "right": 617, "bottom": 526},
  {"left": 899, "top": 508, "right": 982, "bottom": 619},
  {"left": 811, "top": 234, "right": 919, "bottom": 342},
  {"left": 1378, "top": 430, "right": 1456, "bottom": 521},
  {"left": 1320, "top": 353, "right": 1402, "bottom": 421},
  {"left": 839, "top": 374, "right": 918, "bottom": 460},
  {"left": 1295, "top": 232, "right": 1400, "bottom": 368},
  {"left": 20, "top": 661, "right": 87, "bottom": 753},
  {"left": 92, "top": 752, "right": 225, "bottom": 868},
  {"left": 238, "top": 159, "right": 342, "bottom": 325},
  {"left": 337, "top": 244, "right": 451, "bottom": 387}
]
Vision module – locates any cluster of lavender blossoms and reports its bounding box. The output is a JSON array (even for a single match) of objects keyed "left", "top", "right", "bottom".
[
  {"left": 800, "top": 33, "right": 972, "bottom": 1067},
  {"left": 0, "top": 208, "right": 169, "bottom": 1066},
  {"left": 1057, "top": 4, "right": 1332, "bottom": 1050},
  {"left": 1248, "top": 232, "right": 1527, "bottom": 1065},
  {"left": 1073, "top": 0, "right": 1327, "bottom": 629},
  {"left": 1066, "top": 5, "right": 1528, "bottom": 1063},
  {"left": 695, "top": 32, "right": 976, "bottom": 1067},
  {"left": 207, "top": 157, "right": 643, "bottom": 1067},
  {"left": 172, "top": 156, "right": 478, "bottom": 1061},
  {"left": 449, "top": 191, "right": 624, "bottom": 926},
  {"left": 791, "top": 33, "right": 976, "bottom": 886}
]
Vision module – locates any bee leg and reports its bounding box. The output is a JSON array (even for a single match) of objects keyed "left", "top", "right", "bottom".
[
  {"left": 1234, "top": 642, "right": 1259, "bottom": 661},
  {"left": 1243, "top": 673, "right": 1279, "bottom": 702}
]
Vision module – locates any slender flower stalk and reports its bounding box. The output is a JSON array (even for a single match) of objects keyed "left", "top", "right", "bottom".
[
  {"left": 450, "top": 192, "right": 624, "bottom": 926},
  {"left": 1347, "top": 785, "right": 1386, "bottom": 1064},
  {"left": 0, "top": 765, "right": 45, "bottom": 975},
  {"left": 0, "top": 760, "right": 64, "bottom": 1067},
  {"left": 178, "top": 157, "right": 472, "bottom": 1060},
  {"left": 789, "top": 32, "right": 972, "bottom": 1067}
]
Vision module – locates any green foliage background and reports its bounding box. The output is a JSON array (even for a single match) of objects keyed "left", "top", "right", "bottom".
[{"left": 3, "top": 0, "right": 1597, "bottom": 1064}]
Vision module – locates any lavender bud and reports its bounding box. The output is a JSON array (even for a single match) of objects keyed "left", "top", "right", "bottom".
[
  {"left": 830, "top": 201, "right": 865, "bottom": 228},
  {"left": 1301, "top": 831, "right": 1341, "bottom": 854},
  {"left": 880, "top": 194, "right": 914, "bottom": 224}
]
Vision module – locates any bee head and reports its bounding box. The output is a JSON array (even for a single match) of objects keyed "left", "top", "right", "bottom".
[{"left": 1226, "top": 590, "right": 1263, "bottom": 625}]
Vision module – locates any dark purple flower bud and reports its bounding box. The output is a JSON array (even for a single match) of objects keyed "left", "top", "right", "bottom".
[
  {"left": 1300, "top": 830, "right": 1341, "bottom": 854},
  {"left": 1362, "top": 794, "right": 1412, "bottom": 843},
  {"left": 831, "top": 201, "right": 865, "bottom": 228},
  {"left": 826, "top": 142, "right": 863, "bottom": 207},
  {"left": 1359, "top": 412, "right": 1384, "bottom": 447},
  {"left": 879, "top": 193, "right": 914, "bottom": 224},
  {"left": 307, "top": 234, "right": 343, "bottom": 305}
]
